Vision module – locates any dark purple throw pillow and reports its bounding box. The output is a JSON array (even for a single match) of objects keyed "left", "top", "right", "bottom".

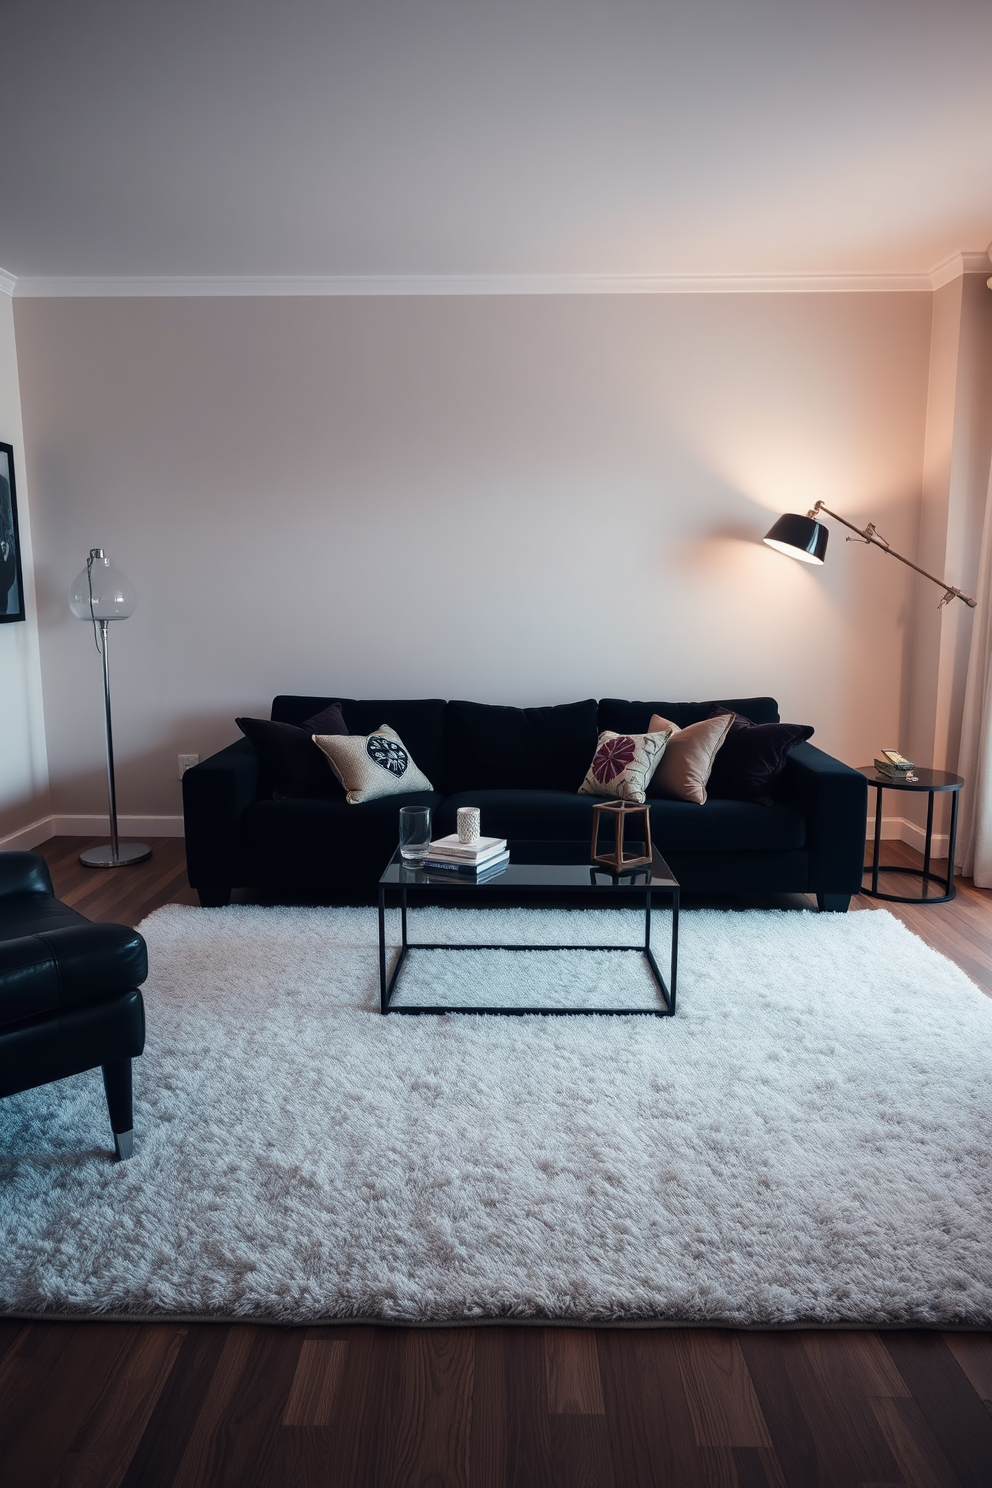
[
  {"left": 236, "top": 703, "right": 348, "bottom": 799},
  {"left": 705, "top": 707, "right": 813, "bottom": 803},
  {"left": 301, "top": 701, "right": 350, "bottom": 737}
]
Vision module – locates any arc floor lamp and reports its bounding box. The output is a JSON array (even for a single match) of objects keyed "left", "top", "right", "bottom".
[
  {"left": 763, "top": 502, "right": 977, "bottom": 609},
  {"left": 68, "top": 549, "right": 151, "bottom": 868}
]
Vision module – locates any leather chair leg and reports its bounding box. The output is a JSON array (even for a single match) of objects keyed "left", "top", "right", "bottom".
[
  {"left": 102, "top": 1058, "right": 134, "bottom": 1159},
  {"left": 816, "top": 893, "right": 851, "bottom": 912}
]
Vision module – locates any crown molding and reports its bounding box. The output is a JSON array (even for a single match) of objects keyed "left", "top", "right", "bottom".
[
  {"left": 9, "top": 269, "right": 937, "bottom": 298},
  {"left": 928, "top": 250, "right": 992, "bottom": 290},
  {"left": 7, "top": 248, "right": 992, "bottom": 299}
]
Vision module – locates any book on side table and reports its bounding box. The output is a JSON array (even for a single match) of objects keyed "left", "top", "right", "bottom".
[{"left": 873, "top": 749, "right": 916, "bottom": 778}]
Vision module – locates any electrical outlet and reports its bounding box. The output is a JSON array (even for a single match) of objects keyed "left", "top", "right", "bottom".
[{"left": 178, "top": 754, "right": 199, "bottom": 777}]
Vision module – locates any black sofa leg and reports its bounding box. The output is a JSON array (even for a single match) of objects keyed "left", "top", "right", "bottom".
[
  {"left": 197, "top": 886, "right": 232, "bottom": 907},
  {"left": 816, "top": 893, "right": 851, "bottom": 913},
  {"left": 102, "top": 1059, "right": 134, "bottom": 1160}
]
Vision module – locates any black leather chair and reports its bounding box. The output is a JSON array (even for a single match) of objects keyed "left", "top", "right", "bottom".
[{"left": 0, "top": 851, "right": 147, "bottom": 1159}]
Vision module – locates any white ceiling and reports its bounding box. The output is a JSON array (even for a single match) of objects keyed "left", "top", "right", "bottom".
[{"left": 2, "top": 0, "right": 992, "bottom": 285}]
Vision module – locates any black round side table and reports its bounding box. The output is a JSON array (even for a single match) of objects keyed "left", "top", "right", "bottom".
[{"left": 857, "top": 766, "right": 964, "bottom": 904}]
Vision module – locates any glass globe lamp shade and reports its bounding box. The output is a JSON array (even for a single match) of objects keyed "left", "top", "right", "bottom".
[{"left": 68, "top": 550, "right": 137, "bottom": 620}]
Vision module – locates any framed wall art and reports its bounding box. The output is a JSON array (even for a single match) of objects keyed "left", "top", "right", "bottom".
[{"left": 0, "top": 441, "right": 25, "bottom": 623}]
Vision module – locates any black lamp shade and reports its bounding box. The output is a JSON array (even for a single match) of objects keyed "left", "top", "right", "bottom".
[{"left": 763, "top": 512, "right": 829, "bottom": 565}]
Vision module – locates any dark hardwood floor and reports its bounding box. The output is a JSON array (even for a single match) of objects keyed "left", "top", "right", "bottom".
[{"left": 3, "top": 835, "right": 992, "bottom": 1487}]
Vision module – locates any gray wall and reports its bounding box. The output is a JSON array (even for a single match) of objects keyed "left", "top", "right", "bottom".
[{"left": 13, "top": 290, "right": 932, "bottom": 821}]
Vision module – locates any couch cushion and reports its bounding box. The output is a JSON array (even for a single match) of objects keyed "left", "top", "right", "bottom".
[
  {"left": 598, "top": 697, "right": 780, "bottom": 732},
  {"left": 444, "top": 699, "right": 599, "bottom": 793},
  {"left": 271, "top": 697, "right": 448, "bottom": 791},
  {"left": 436, "top": 789, "right": 602, "bottom": 841},
  {"left": 649, "top": 798, "right": 805, "bottom": 853},
  {"left": 242, "top": 790, "right": 444, "bottom": 875},
  {"left": 437, "top": 790, "right": 805, "bottom": 853}
]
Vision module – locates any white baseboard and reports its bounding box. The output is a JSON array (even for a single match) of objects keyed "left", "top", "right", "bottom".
[
  {"left": 899, "top": 815, "right": 954, "bottom": 862},
  {"left": 868, "top": 814, "right": 956, "bottom": 864},
  {"left": 0, "top": 815, "right": 58, "bottom": 850},
  {"left": 866, "top": 814, "right": 903, "bottom": 841},
  {"left": 0, "top": 814, "right": 184, "bottom": 849}
]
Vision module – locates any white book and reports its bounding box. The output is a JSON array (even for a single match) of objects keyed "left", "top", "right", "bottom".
[{"left": 427, "top": 833, "right": 507, "bottom": 862}]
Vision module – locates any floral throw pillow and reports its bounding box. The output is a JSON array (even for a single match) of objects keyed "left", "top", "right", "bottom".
[
  {"left": 313, "top": 724, "right": 433, "bottom": 804},
  {"left": 578, "top": 727, "right": 672, "bottom": 804}
]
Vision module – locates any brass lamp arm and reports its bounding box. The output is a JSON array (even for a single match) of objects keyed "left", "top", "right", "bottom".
[{"left": 807, "top": 502, "right": 977, "bottom": 608}]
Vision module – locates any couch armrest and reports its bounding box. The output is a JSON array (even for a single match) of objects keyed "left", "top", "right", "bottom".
[
  {"left": 0, "top": 923, "right": 147, "bottom": 1028},
  {"left": 774, "top": 743, "right": 868, "bottom": 894},
  {"left": 182, "top": 737, "right": 260, "bottom": 894},
  {"left": 0, "top": 851, "right": 54, "bottom": 900}
]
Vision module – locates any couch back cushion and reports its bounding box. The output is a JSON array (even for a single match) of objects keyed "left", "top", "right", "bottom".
[
  {"left": 598, "top": 696, "right": 780, "bottom": 733},
  {"left": 271, "top": 697, "right": 448, "bottom": 792},
  {"left": 444, "top": 699, "right": 600, "bottom": 793}
]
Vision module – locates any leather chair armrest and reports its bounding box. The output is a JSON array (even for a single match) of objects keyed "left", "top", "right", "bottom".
[
  {"left": 0, "top": 851, "right": 55, "bottom": 900},
  {"left": 0, "top": 924, "right": 148, "bottom": 1028}
]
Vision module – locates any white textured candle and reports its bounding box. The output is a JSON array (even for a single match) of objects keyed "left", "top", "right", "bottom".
[{"left": 457, "top": 806, "right": 482, "bottom": 844}]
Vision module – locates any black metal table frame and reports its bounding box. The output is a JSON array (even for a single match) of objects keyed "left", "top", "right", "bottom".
[
  {"left": 378, "top": 863, "right": 679, "bottom": 1017},
  {"left": 863, "top": 772, "right": 962, "bottom": 905}
]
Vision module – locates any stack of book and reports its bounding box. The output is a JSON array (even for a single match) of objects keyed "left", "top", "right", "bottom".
[
  {"left": 873, "top": 751, "right": 916, "bottom": 778},
  {"left": 421, "top": 834, "right": 510, "bottom": 880}
]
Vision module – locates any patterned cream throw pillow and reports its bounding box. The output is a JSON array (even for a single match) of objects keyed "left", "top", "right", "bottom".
[
  {"left": 578, "top": 727, "right": 672, "bottom": 804},
  {"left": 313, "top": 724, "right": 433, "bottom": 804}
]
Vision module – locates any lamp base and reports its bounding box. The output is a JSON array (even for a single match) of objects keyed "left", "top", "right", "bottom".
[{"left": 79, "top": 842, "right": 152, "bottom": 868}]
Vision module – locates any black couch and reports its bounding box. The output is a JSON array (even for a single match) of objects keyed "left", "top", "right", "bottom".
[
  {"left": 0, "top": 851, "right": 147, "bottom": 1159},
  {"left": 183, "top": 694, "right": 867, "bottom": 911}
]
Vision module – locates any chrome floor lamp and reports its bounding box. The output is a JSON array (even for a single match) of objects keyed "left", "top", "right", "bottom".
[{"left": 68, "top": 549, "right": 151, "bottom": 868}]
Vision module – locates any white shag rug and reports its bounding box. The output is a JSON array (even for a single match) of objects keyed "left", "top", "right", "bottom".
[{"left": 2, "top": 903, "right": 992, "bottom": 1327}]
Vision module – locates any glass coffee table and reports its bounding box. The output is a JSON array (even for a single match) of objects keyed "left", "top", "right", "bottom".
[{"left": 377, "top": 839, "right": 679, "bottom": 1016}]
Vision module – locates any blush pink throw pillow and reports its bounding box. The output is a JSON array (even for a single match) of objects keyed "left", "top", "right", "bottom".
[{"left": 646, "top": 712, "right": 734, "bottom": 805}]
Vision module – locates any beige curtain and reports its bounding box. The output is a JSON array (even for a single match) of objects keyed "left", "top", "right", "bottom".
[{"left": 958, "top": 456, "right": 992, "bottom": 884}]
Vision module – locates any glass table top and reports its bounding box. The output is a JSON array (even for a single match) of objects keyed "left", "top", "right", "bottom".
[{"left": 379, "top": 839, "right": 678, "bottom": 891}]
